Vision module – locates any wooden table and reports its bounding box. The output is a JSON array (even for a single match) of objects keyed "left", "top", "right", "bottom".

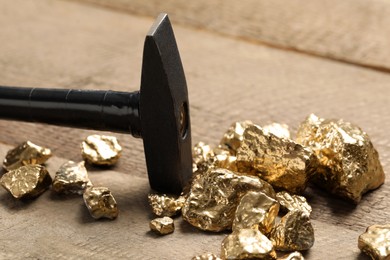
[{"left": 0, "top": 1, "right": 389, "bottom": 259}]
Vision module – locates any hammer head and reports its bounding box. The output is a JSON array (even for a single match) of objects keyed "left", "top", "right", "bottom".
[{"left": 140, "top": 14, "right": 192, "bottom": 194}]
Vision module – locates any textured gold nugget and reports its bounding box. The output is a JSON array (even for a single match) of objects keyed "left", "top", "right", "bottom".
[
  {"left": 81, "top": 135, "right": 122, "bottom": 166},
  {"left": 52, "top": 161, "right": 92, "bottom": 195},
  {"left": 0, "top": 165, "right": 52, "bottom": 199},
  {"left": 148, "top": 193, "right": 185, "bottom": 217},
  {"left": 3, "top": 141, "right": 52, "bottom": 171},
  {"left": 276, "top": 191, "right": 312, "bottom": 216},
  {"left": 219, "top": 121, "right": 254, "bottom": 155},
  {"left": 83, "top": 187, "right": 118, "bottom": 219},
  {"left": 278, "top": 251, "right": 304, "bottom": 260},
  {"left": 149, "top": 217, "right": 174, "bottom": 235},
  {"left": 262, "top": 123, "right": 291, "bottom": 139},
  {"left": 270, "top": 210, "right": 314, "bottom": 251},
  {"left": 221, "top": 229, "right": 277, "bottom": 260},
  {"left": 182, "top": 168, "right": 275, "bottom": 232},
  {"left": 192, "top": 253, "right": 221, "bottom": 260},
  {"left": 296, "top": 114, "right": 385, "bottom": 203},
  {"left": 232, "top": 191, "right": 279, "bottom": 234},
  {"left": 236, "top": 124, "right": 316, "bottom": 194},
  {"left": 358, "top": 224, "right": 390, "bottom": 260}
]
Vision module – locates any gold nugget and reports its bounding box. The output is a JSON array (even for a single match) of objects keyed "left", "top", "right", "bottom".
[
  {"left": 0, "top": 165, "right": 52, "bottom": 199},
  {"left": 148, "top": 193, "right": 185, "bottom": 217},
  {"left": 233, "top": 191, "right": 279, "bottom": 234},
  {"left": 236, "top": 124, "right": 317, "bottom": 194},
  {"left": 182, "top": 168, "right": 275, "bottom": 232},
  {"left": 270, "top": 210, "right": 314, "bottom": 251},
  {"left": 193, "top": 142, "right": 213, "bottom": 165},
  {"left": 296, "top": 114, "right": 385, "bottom": 203},
  {"left": 149, "top": 217, "right": 175, "bottom": 235},
  {"left": 52, "top": 161, "right": 92, "bottom": 195},
  {"left": 262, "top": 123, "right": 291, "bottom": 139},
  {"left": 276, "top": 191, "right": 312, "bottom": 216},
  {"left": 83, "top": 187, "right": 118, "bottom": 219},
  {"left": 81, "top": 135, "right": 122, "bottom": 166},
  {"left": 358, "top": 224, "right": 390, "bottom": 260},
  {"left": 213, "top": 147, "right": 237, "bottom": 172},
  {"left": 278, "top": 251, "right": 305, "bottom": 260},
  {"left": 3, "top": 141, "right": 52, "bottom": 171},
  {"left": 221, "top": 229, "right": 277, "bottom": 260},
  {"left": 219, "top": 121, "right": 254, "bottom": 155},
  {"left": 192, "top": 253, "right": 221, "bottom": 260}
]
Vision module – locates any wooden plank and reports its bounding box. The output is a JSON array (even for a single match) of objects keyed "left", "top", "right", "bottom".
[
  {"left": 0, "top": 0, "right": 389, "bottom": 258},
  {"left": 76, "top": 0, "right": 390, "bottom": 71}
]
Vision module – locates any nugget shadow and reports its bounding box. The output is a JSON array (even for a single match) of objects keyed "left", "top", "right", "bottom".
[{"left": 0, "top": 192, "right": 37, "bottom": 211}]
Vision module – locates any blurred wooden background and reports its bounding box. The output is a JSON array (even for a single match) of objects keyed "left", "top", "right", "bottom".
[{"left": 0, "top": 0, "right": 389, "bottom": 259}]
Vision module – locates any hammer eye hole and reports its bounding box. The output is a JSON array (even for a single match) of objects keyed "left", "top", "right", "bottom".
[{"left": 179, "top": 102, "right": 188, "bottom": 139}]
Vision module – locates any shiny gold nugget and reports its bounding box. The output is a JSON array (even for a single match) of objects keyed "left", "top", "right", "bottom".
[
  {"left": 0, "top": 165, "right": 52, "bottom": 199},
  {"left": 221, "top": 228, "right": 277, "bottom": 260},
  {"left": 192, "top": 253, "right": 221, "bottom": 260},
  {"left": 182, "top": 168, "right": 275, "bottom": 232},
  {"left": 296, "top": 114, "right": 385, "bottom": 203},
  {"left": 193, "top": 142, "right": 213, "bottom": 165},
  {"left": 3, "top": 141, "right": 52, "bottom": 171},
  {"left": 219, "top": 121, "right": 255, "bottom": 155},
  {"left": 83, "top": 187, "right": 118, "bottom": 219},
  {"left": 276, "top": 191, "right": 312, "bottom": 216},
  {"left": 233, "top": 191, "right": 279, "bottom": 234},
  {"left": 262, "top": 123, "right": 291, "bottom": 139},
  {"left": 52, "top": 161, "right": 92, "bottom": 195},
  {"left": 358, "top": 224, "right": 390, "bottom": 260},
  {"left": 270, "top": 210, "right": 314, "bottom": 251},
  {"left": 213, "top": 147, "right": 237, "bottom": 172},
  {"left": 148, "top": 193, "right": 184, "bottom": 217},
  {"left": 149, "top": 217, "right": 174, "bottom": 235},
  {"left": 81, "top": 135, "right": 122, "bottom": 166},
  {"left": 236, "top": 124, "right": 317, "bottom": 194},
  {"left": 278, "top": 251, "right": 305, "bottom": 260}
]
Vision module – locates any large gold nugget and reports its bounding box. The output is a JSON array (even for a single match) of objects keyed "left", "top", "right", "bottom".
[
  {"left": 149, "top": 217, "right": 174, "bottom": 235},
  {"left": 278, "top": 251, "right": 304, "bottom": 260},
  {"left": 192, "top": 253, "right": 221, "bottom": 260},
  {"left": 236, "top": 125, "right": 317, "bottom": 194},
  {"left": 83, "top": 187, "right": 118, "bottom": 219},
  {"left": 148, "top": 193, "right": 185, "bottom": 217},
  {"left": 219, "top": 121, "right": 254, "bottom": 155},
  {"left": 221, "top": 229, "right": 277, "bottom": 260},
  {"left": 52, "top": 161, "right": 92, "bottom": 195},
  {"left": 358, "top": 224, "right": 390, "bottom": 260},
  {"left": 262, "top": 123, "right": 291, "bottom": 139},
  {"left": 81, "top": 135, "right": 122, "bottom": 166},
  {"left": 296, "top": 114, "right": 385, "bottom": 203},
  {"left": 0, "top": 165, "right": 52, "bottom": 199},
  {"left": 232, "top": 191, "right": 279, "bottom": 234},
  {"left": 3, "top": 141, "right": 52, "bottom": 171},
  {"left": 276, "top": 191, "right": 312, "bottom": 216},
  {"left": 182, "top": 168, "right": 276, "bottom": 232},
  {"left": 270, "top": 210, "right": 314, "bottom": 251}
]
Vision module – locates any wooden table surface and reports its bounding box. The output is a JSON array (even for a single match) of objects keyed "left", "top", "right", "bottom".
[{"left": 0, "top": 1, "right": 389, "bottom": 259}]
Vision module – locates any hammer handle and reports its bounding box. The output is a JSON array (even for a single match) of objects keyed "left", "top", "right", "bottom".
[{"left": 0, "top": 86, "right": 141, "bottom": 137}]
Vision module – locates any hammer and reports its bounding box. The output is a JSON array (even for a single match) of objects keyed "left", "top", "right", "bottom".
[{"left": 0, "top": 14, "right": 192, "bottom": 195}]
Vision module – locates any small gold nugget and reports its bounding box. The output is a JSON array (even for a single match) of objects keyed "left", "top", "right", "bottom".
[
  {"left": 149, "top": 217, "right": 174, "bottom": 235},
  {"left": 0, "top": 165, "right": 52, "bottom": 199},
  {"left": 221, "top": 229, "right": 277, "bottom": 260},
  {"left": 270, "top": 210, "right": 314, "bottom": 251},
  {"left": 219, "top": 121, "right": 254, "bottom": 155},
  {"left": 83, "top": 187, "right": 118, "bottom": 219},
  {"left": 358, "top": 224, "right": 390, "bottom": 260},
  {"left": 52, "top": 161, "right": 92, "bottom": 195},
  {"left": 262, "top": 123, "right": 291, "bottom": 139},
  {"left": 278, "top": 251, "right": 305, "bottom": 260},
  {"left": 148, "top": 193, "right": 185, "bottom": 217},
  {"left": 232, "top": 191, "right": 279, "bottom": 234},
  {"left": 296, "top": 114, "right": 385, "bottom": 203},
  {"left": 236, "top": 124, "right": 317, "bottom": 194},
  {"left": 276, "top": 191, "right": 312, "bottom": 216},
  {"left": 182, "top": 168, "right": 275, "bottom": 232},
  {"left": 192, "top": 253, "right": 221, "bottom": 260},
  {"left": 3, "top": 141, "right": 52, "bottom": 171},
  {"left": 193, "top": 142, "right": 213, "bottom": 165},
  {"left": 81, "top": 135, "right": 122, "bottom": 166}
]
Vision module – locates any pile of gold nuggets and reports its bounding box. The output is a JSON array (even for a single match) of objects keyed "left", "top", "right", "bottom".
[
  {"left": 148, "top": 114, "right": 389, "bottom": 260},
  {"left": 0, "top": 135, "right": 122, "bottom": 220}
]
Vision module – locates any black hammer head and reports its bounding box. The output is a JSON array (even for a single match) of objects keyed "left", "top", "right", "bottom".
[{"left": 140, "top": 14, "right": 192, "bottom": 194}]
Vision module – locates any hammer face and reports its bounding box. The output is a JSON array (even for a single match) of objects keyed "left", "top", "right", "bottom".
[{"left": 140, "top": 14, "right": 192, "bottom": 194}]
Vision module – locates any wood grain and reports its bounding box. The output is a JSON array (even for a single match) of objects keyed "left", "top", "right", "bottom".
[
  {"left": 76, "top": 0, "right": 390, "bottom": 71},
  {"left": 0, "top": 0, "right": 389, "bottom": 259}
]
